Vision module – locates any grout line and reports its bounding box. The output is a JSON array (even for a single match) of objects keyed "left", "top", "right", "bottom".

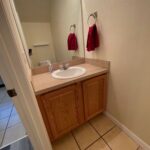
[
  {"left": 84, "top": 137, "right": 101, "bottom": 150},
  {"left": 6, "top": 121, "right": 21, "bottom": 129},
  {"left": 72, "top": 128, "right": 101, "bottom": 150},
  {"left": 0, "top": 135, "right": 28, "bottom": 149},
  {"left": 88, "top": 121, "right": 116, "bottom": 138},
  {"left": 101, "top": 125, "right": 116, "bottom": 137},
  {"left": 71, "top": 132, "right": 81, "bottom": 150},
  {"left": 0, "top": 113, "right": 12, "bottom": 121},
  {"left": 88, "top": 121, "right": 101, "bottom": 137},
  {"left": 101, "top": 137, "right": 112, "bottom": 150},
  {"left": 0, "top": 104, "right": 14, "bottom": 147},
  {"left": 136, "top": 146, "right": 141, "bottom": 150},
  {"left": 88, "top": 121, "right": 115, "bottom": 150}
]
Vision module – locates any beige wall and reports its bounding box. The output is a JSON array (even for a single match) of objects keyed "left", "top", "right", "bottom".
[
  {"left": 82, "top": 0, "right": 150, "bottom": 145},
  {"left": 14, "top": 0, "right": 51, "bottom": 22},
  {"left": 22, "top": 23, "right": 56, "bottom": 67},
  {"left": 50, "top": 0, "right": 84, "bottom": 62}
]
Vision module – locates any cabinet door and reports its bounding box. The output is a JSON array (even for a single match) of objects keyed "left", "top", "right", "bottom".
[
  {"left": 82, "top": 75, "right": 107, "bottom": 120},
  {"left": 39, "top": 84, "right": 84, "bottom": 139}
]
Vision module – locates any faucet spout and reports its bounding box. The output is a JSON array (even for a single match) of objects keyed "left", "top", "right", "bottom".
[{"left": 60, "top": 63, "right": 70, "bottom": 70}]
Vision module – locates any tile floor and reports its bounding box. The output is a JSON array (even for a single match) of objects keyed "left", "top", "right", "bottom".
[
  {"left": 0, "top": 87, "right": 26, "bottom": 148},
  {"left": 0, "top": 137, "right": 33, "bottom": 150},
  {"left": 53, "top": 114, "right": 143, "bottom": 150},
  {"left": 0, "top": 87, "right": 144, "bottom": 150}
]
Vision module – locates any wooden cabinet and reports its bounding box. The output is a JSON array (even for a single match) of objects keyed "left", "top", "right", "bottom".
[
  {"left": 37, "top": 74, "right": 107, "bottom": 141},
  {"left": 37, "top": 84, "right": 84, "bottom": 140},
  {"left": 82, "top": 75, "right": 107, "bottom": 120}
]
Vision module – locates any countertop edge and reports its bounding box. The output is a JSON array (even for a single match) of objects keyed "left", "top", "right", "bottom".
[{"left": 34, "top": 69, "right": 108, "bottom": 96}]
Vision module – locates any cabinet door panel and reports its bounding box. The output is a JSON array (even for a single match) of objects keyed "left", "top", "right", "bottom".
[
  {"left": 83, "top": 75, "right": 107, "bottom": 120},
  {"left": 41, "top": 85, "right": 81, "bottom": 139}
]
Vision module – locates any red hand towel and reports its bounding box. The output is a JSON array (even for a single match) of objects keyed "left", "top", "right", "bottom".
[
  {"left": 67, "top": 33, "right": 78, "bottom": 50},
  {"left": 87, "top": 24, "right": 99, "bottom": 51}
]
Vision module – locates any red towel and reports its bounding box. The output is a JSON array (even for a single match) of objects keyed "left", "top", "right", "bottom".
[
  {"left": 87, "top": 24, "right": 99, "bottom": 51},
  {"left": 67, "top": 33, "right": 78, "bottom": 50}
]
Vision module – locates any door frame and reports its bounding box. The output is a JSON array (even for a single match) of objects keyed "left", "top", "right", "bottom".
[{"left": 0, "top": 0, "right": 52, "bottom": 149}]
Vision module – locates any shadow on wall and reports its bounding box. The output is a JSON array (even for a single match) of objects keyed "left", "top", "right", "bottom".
[{"left": 107, "top": 73, "right": 122, "bottom": 120}]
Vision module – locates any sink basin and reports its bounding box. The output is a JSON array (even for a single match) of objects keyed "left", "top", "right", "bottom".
[{"left": 52, "top": 66, "right": 86, "bottom": 79}]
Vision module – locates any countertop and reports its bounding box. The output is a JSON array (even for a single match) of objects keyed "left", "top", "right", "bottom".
[{"left": 32, "top": 63, "right": 108, "bottom": 95}]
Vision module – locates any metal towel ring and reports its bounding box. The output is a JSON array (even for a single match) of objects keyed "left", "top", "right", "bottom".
[
  {"left": 70, "top": 24, "right": 76, "bottom": 33},
  {"left": 87, "top": 12, "right": 97, "bottom": 26}
]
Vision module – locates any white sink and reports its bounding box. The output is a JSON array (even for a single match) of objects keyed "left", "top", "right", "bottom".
[{"left": 52, "top": 66, "right": 86, "bottom": 79}]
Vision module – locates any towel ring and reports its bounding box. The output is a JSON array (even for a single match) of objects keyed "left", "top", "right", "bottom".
[
  {"left": 70, "top": 24, "right": 76, "bottom": 33},
  {"left": 87, "top": 12, "right": 97, "bottom": 26}
]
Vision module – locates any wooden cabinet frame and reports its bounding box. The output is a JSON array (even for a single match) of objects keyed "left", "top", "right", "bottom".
[
  {"left": 82, "top": 75, "right": 107, "bottom": 120},
  {"left": 37, "top": 74, "right": 107, "bottom": 141}
]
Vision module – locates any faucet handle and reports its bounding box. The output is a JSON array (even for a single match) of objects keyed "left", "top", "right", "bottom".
[
  {"left": 59, "top": 64, "right": 64, "bottom": 70},
  {"left": 64, "top": 63, "right": 69, "bottom": 69},
  {"left": 59, "top": 63, "right": 69, "bottom": 70}
]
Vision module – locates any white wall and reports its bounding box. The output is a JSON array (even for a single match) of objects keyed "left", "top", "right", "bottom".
[
  {"left": 82, "top": 0, "right": 150, "bottom": 145},
  {"left": 22, "top": 23, "right": 56, "bottom": 67}
]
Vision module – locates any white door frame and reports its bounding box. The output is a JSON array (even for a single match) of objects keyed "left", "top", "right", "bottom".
[{"left": 0, "top": 0, "right": 52, "bottom": 150}]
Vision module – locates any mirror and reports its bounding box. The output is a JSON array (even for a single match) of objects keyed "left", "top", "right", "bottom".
[{"left": 14, "top": 0, "right": 84, "bottom": 68}]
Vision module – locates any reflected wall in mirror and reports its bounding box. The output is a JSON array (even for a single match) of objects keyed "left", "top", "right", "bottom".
[{"left": 14, "top": 0, "right": 84, "bottom": 67}]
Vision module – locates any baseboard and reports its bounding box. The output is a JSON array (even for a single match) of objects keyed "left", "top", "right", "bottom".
[{"left": 104, "top": 111, "right": 150, "bottom": 150}]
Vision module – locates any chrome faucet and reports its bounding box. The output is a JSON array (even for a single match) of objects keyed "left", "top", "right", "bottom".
[
  {"left": 60, "top": 63, "right": 69, "bottom": 70},
  {"left": 48, "top": 63, "right": 53, "bottom": 72}
]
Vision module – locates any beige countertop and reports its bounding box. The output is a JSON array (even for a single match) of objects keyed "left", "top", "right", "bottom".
[{"left": 32, "top": 63, "right": 108, "bottom": 95}]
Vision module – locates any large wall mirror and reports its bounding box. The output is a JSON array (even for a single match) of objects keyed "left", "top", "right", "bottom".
[{"left": 14, "top": 0, "right": 84, "bottom": 68}]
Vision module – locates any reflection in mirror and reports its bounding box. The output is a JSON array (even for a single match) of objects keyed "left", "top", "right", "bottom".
[{"left": 14, "top": 0, "right": 84, "bottom": 68}]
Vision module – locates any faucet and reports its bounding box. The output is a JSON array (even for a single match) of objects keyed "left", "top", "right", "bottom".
[
  {"left": 60, "top": 63, "right": 69, "bottom": 70},
  {"left": 47, "top": 62, "right": 53, "bottom": 72}
]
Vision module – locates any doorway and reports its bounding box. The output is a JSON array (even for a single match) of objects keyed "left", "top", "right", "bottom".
[
  {"left": 0, "top": 78, "right": 27, "bottom": 149},
  {"left": 0, "top": 0, "right": 53, "bottom": 149}
]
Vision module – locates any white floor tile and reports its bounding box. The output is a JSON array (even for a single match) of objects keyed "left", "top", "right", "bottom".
[
  {"left": 86, "top": 139, "right": 110, "bottom": 150},
  {"left": 2, "top": 123, "right": 26, "bottom": 146},
  {"left": 90, "top": 114, "right": 115, "bottom": 135},
  {"left": 0, "top": 88, "right": 7, "bottom": 100},
  {"left": 0, "top": 102, "right": 13, "bottom": 111},
  {"left": 0, "top": 108, "right": 12, "bottom": 120},
  {"left": 73, "top": 123, "right": 99, "bottom": 150},
  {"left": 53, "top": 133, "right": 79, "bottom": 150},
  {"left": 0, "top": 117, "right": 9, "bottom": 131},
  {"left": 103, "top": 127, "right": 139, "bottom": 150},
  {"left": 0, "top": 130, "right": 4, "bottom": 146},
  {"left": 11, "top": 107, "right": 18, "bottom": 116},
  {"left": 0, "top": 87, "right": 13, "bottom": 110},
  {"left": 8, "top": 114, "right": 21, "bottom": 128},
  {"left": 2, "top": 137, "right": 33, "bottom": 150},
  {"left": 0, "top": 96, "right": 12, "bottom": 105}
]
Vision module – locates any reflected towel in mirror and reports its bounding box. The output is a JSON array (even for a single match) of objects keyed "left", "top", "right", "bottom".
[{"left": 67, "top": 33, "right": 78, "bottom": 50}]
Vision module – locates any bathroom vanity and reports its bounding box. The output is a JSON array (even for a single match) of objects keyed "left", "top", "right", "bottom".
[
  {"left": 32, "top": 61, "right": 109, "bottom": 141},
  {"left": 15, "top": 0, "right": 109, "bottom": 141},
  {"left": 14, "top": 0, "right": 111, "bottom": 146}
]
